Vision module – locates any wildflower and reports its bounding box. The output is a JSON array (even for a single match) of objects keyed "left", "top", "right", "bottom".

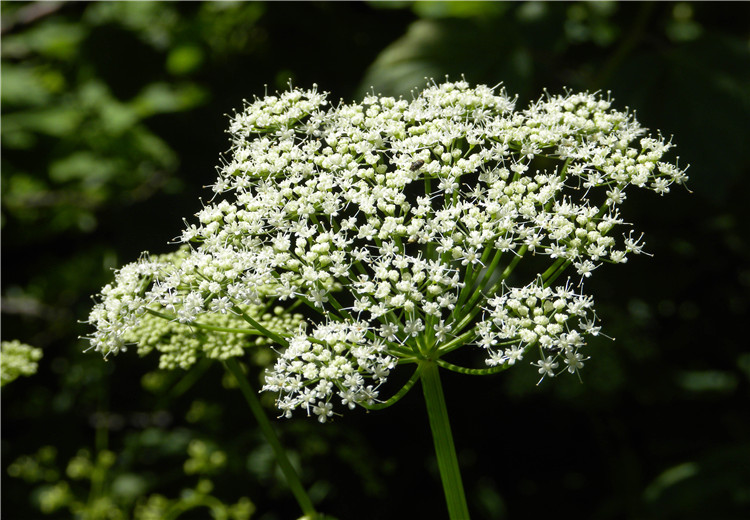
[
  {"left": 564, "top": 351, "right": 588, "bottom": 374},
  {"left": 88, "top": 79, "right": 687, "bottom": 419},
  {"left": 404, "top": 318, "right": 425, "bottom": 337},
  {"left": 534, "top": 356, "right": 559, "bottom": 382},
  {"left": 434, "top": 321, "right": 453, "bottom": 343}
]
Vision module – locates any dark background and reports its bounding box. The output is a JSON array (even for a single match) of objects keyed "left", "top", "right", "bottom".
[{"left": 2, "top": 2, "right": 749, "bottom": 519}]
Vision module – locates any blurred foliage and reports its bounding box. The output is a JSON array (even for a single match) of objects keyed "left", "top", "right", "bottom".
[
  {"left": 3, "top": 2, "right": 182, "bottom": 237},
  {"left": 7, "top": 441, "right": 255, "bottom": 520},
  {"left": 2, "top": 1, "right": 749, "bottom": 520}
]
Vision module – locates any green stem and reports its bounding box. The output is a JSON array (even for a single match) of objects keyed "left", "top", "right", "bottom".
[
  {"left": 163, "top": 496, "right": 225, "bottom": 520},
  {"left": 541, "top": 259, "right": 571, "bottom": 288},
  {"left": 144, "top": 308, "right": 265, "bottom": 335},
  {"left": 224, "top": 359, "right": 317, "bottom": 519},
  {"left": 420, "top": 361, "right": 470, "bottom": 520},
  {"left": 437, "top": 358, "right": 513, "bottom": 376},
  {"left": 436, "top": 328, "right": 478, "bottom": 356},
  {"left": 231, "top": 304, "right": 289, "bottom": 348},
  {"left": 166, "top": 358, "right": 212, "bottom": 401},
  {"left": 360, "top": 364, "right": 424, "bottom": 410},
  {"left": 87, "top": 401, "right": 110, "bottom": 513},
  {"left": 453, "top": 244, "right": 529, "bottom": 336}
]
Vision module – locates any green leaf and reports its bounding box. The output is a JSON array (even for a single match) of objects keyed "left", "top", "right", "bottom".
[
  {"left": 1, "top": 107, "right": 83, "bottom": 138},
  {"left": 2, "top": 21, "right": 86, "bottom": 61},
  {"left": 131, "top": 82, "right": 208, "bottom": 118},
  {"left": 1, "top": 64, "right": 59, "bottom": 106},
  {"left": 357, "top": 16, "right": 537, "bottom": 98},
  {"left": 48, "top": 152, "right": 122, "bottom": 184}
]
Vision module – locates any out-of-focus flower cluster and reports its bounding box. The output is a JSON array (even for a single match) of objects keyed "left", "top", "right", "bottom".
[
  {"left": 1, "top": 340, "right": 43, "bottom": 386},
  {"left": 7, "top": 444, "right": 254, "bottom": 520},
  {"left": 88, "top": 80, "right": 687, "bottom": 421}
]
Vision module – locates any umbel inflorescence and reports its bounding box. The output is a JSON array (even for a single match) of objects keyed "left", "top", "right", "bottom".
[{"left": 88, "top": 79, "right": 687, "bottom": 422}]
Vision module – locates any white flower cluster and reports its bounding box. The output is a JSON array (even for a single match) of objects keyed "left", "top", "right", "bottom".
[
  {"left": 88, "top": 256, "right": 161, "bottom": 356},
  {"left": 88, "top": 79, "right": 687, "bottom": 420},
  {"left": 263, "top": 319, "right": 395, "bottom": 422},
  {"left": 87, "top": 249, "right": 305, "bottom": 369},
  {"left": 477, "top": 279, "right": 598, "bottom": 382}
]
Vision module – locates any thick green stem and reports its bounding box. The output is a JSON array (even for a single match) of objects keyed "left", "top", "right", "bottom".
[
  {"left": 420, "top": 361, "right": 470, "bottom": 520},
  {"left": 224, "top": 359, "right": 317, "bottom": 519}
]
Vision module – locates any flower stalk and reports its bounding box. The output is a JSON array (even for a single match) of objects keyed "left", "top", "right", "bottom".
[
  {"left": 420, "top": 361, "right": 470, "bottom": 520},
  {"left": 225, "top": 359, "right": 318, "bottom": 519}
]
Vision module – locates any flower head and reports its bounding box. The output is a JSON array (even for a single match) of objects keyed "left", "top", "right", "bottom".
[{"left": 88, "top": 79, "right": 687, "bottom": 420}]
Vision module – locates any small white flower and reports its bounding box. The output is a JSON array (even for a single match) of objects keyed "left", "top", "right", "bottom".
[
  {"left": 564, "top": 352, "right": 587, "bottom": 374},
  {"left": 434, "top": 321, "right": 452, "bottom": 343},
  {"left": 312, "top": 401, "right": 334, "bottom": 423},
  {"left": 309, "top": 288, "right": 329, "bottom": 308},
  {"left": 209, "top": 297, "right": 232, "bottom": 314},
  {"left": 534, "top": 356, "right": 559, "bottom": 382},
  {"left": 505, "top": 345, "right": 525, "bottom": 365},
  {"left": 380, "top": 322, "right": 399, "bottom": 341},
  {"left": 404, "top": 318, "right": 425, "bottom": 337}
]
